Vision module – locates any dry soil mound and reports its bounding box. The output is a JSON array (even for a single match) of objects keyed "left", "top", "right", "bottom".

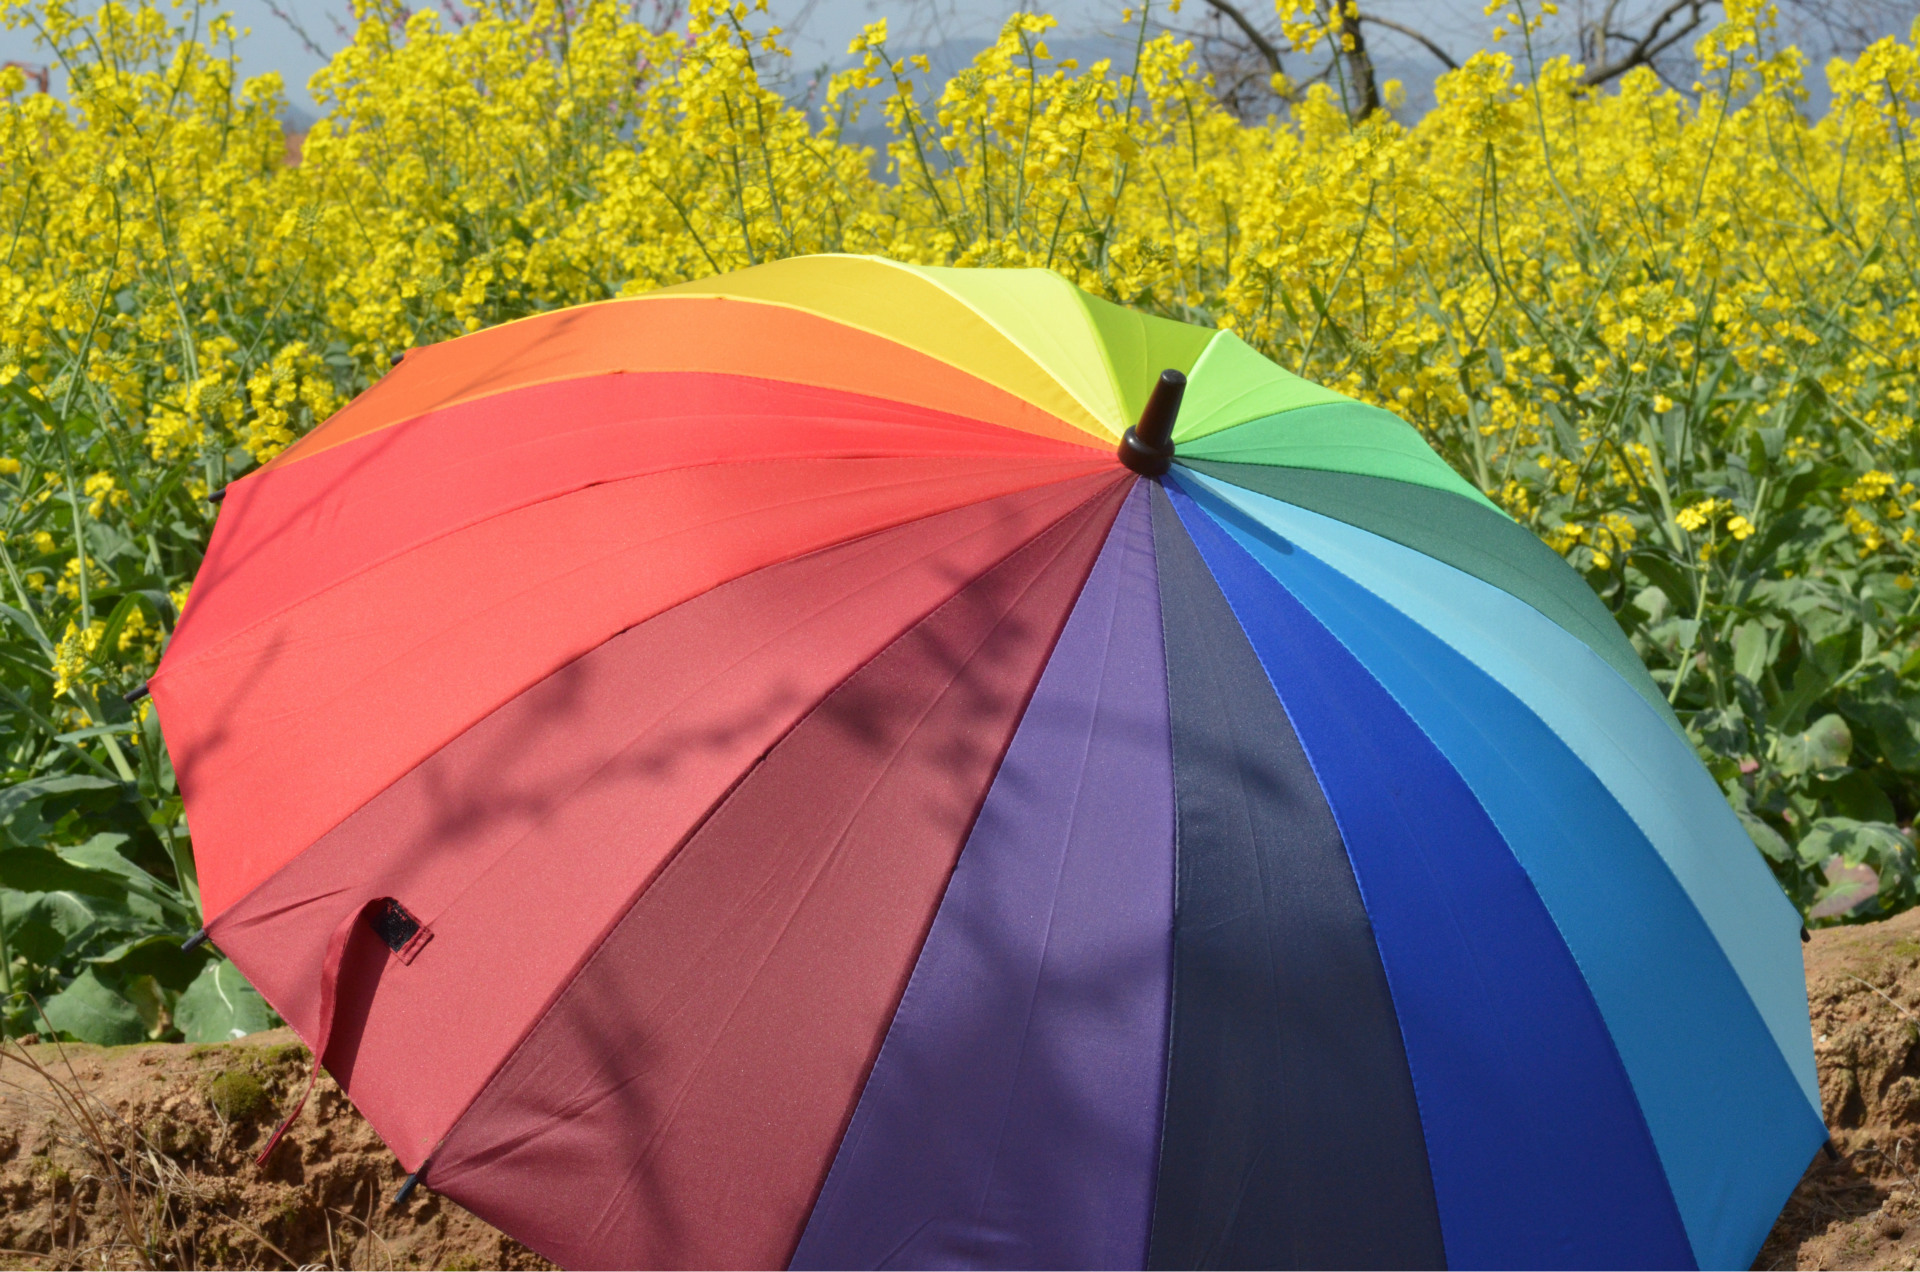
[
  {"left": 0, "top": 1028, "right": 548, "bottom": 1269},
  {"left": 17, "top": 917, "right": 1920, "bottom": 1270},
  {"left": 1760, "top": 906, "right": 1920, "bottom": 1270}
]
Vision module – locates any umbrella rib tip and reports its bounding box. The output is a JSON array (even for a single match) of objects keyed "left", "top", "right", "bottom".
[{"left": 394, "top": 1164, "right": 427, "bottom": 1207}]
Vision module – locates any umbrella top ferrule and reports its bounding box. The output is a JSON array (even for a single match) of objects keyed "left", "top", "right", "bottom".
[{"left": 1119, "top": 369, "right": 1184, "bottom": 477}]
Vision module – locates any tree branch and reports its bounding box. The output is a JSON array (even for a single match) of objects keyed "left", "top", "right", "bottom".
[
  {"left": 1581, "top": 0, "right": 1714, "bottom": 87},
  {"left": 1358, "top": 14, "right": 1459, "bottom": 71},
  {"left": 254, "top": 0, "right": 330, "bottom": 61},
  {"left": 1325, "top": 0, "right": 1380, "bottom": 119},
  {"left": 1195, "top": 0, "right": 1285, "bottom": 76}
]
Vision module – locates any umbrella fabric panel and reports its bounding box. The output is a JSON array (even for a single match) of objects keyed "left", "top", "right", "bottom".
[
  {"left": 792, "top": 480, "right": 1173, "bottom": 1271},
  {"left": 884, "top": 262, "right": 1213, "bottom": 432},
  {"left": 1068, "top": 291, "right": 1220, "bottom": 426},
  {"left": 1169, "top": 331, "right": 1352, "bottom": 443},
  {"left": 208, "top": 477, "right": 1119, "bottom": 1167},
  {"left": 656, "top": 256, "right": 1115, "bottom": 439},
  {"left": 1184, "top": 478, "right": 1826, "bottom": 1269},
  {"left": 1180, "top": 459, "right": 1676, "bottom": 728},
  {"left": 1186, "top": 470, "right": 1820, "bottom": 1114},
  {"left": 1178, "top": 402, "right": 1501, "bottom": 510},
  {"left": 159, "top": 454, "right": 1105, "bottom": 916},
  {"left": 1165, "top": 481, "right": 1696, "bottom": 1269},
  {"left": 429, "top": 477, "right": 1128, "bottom": 1270},
  {"left": 175, "top": 373, "right": 1100, "bottom": 673},
  {"left": 1146, "top": 489, "right": 1444, "bottom": 1272},
  {"left": 892, "top": 264, "right": 1135, "bottom": 433},
  {"left": 268, "top": 293, "right": 1100, "bottom": 471}
]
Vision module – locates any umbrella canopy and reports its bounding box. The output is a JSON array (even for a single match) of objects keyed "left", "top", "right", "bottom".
[{"left": 153, "top": 254, "right": 1824, "bottom": 1271}]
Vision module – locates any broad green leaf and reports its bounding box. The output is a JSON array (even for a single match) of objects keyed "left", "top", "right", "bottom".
[
  {"left": 91, "top": 593, "right": 145, "bottom": 668},
  {"left": 1773, "top": 663, "right": 1840, "bottom": 734},
  {"left": 122, "top": 974, "right": 167, "bottom": 1035},
  {"left": 1860, "top": 697, "right": 1920, "bottom": 773},
  {"left": 0, "top": 774, "right": 118, "bottom": 823},
  {"left": 1732, "top": 621, "right": 1773, "bottom": 684},
  {"left": 1738, "top": 811, "right": 1793, "bottom": 865},
  {"left": 1818, "top": 771, "right": 1898, "bottom": 825},
  {"left": 1630, "top": 550, "right": 1695, "bottom": 614},
  {"left": 0, "top": 602, "right": 52, "bottom": 653},
  {"left": 1775, "top": 713, "right": 1853, "bottom": 777},
  {"left": 2, "top": 890, "right": 72, "bottom": 964},
  {"left": 40, "top": 967, "right": 146, "bottom": 1045},
  {"left": 58, "top": 835, "right": 192, "bottom": 921},
  {"left": 175, "top": 959, "right": 277, "bottom": 1043},
  {"left": 1797, "top": 818, "right": 1912, "bottom": 871},
  {"left": 88, "top": 932, "right": 207, "bottom": 991},
  {"left": 0, "top": 846, "right": 136, "bottom": 901}
]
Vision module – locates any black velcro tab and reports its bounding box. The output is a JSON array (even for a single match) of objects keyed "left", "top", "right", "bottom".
[{"left": 369, "top": 898, "right": 431, "bottom": 964}]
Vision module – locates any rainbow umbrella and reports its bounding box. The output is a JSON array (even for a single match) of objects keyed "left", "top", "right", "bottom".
[{"left": 151, "top": 255, "right": 1824, "bottom": 1270}]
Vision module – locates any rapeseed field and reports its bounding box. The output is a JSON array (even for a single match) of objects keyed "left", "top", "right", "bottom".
[{"left": 2, "top": 0, "right": 1916, "bottom": 1038}]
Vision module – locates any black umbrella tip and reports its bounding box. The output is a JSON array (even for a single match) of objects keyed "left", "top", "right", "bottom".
[
  {"left": 1119, "top": 368, "right": 1185, "bottom": 477},
  {"left": 123, "top": 681, "right": 150, "bottom": 704}
]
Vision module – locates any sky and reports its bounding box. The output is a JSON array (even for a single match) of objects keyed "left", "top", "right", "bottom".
[{"left": 4, "top": 0, "right": 1913, "bottom": 123}]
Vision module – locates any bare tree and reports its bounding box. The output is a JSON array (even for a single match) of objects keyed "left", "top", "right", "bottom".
[
  {"left": 1174, "top": 0, "right": 1917, "bottom": 121},
  {"left": 1162, "top": 0, "right": 1288, "bottom": 120},
  {"left": 1327, "top": 2, "right": 1384, "bottom": 118},
  {"left": 1774, "top": 0, "right": 1919, "bottom": 65},
  {"left": 1574, "top": 0, "right": 1715, "bottom": 87},
  {"left": 1175, "top": 0, "right": 1388, "bottom": 122},
  {"left": 1360, "top": 14, "right": 1460, "bottom": 72}
]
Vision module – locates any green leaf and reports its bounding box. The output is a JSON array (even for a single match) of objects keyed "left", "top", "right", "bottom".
[
  {"left": 1552, "top": 410, "right": 1581, "bottom": 458},
  {"left": 0, "top": 846, "right": 136, "bottom": 901},
  {"left": 53, "top": 723, "right": 139, "bottom": 744},
  {"left": 39, "top": 967, "right": 146, "bottom": 1045},
  {"left": 1847, "top": 674, "right": 1920, "bottom": 773},
  {"left": 1738, "top": 811, "right": 1793, "bottom": 864},
  {"left": 1871, "top": 708, "right": 1920, "bottom": 773},
  {"left": 1782, "top": 463, "right": 1853, "bottom": 510},
  {"left": 1774, "top": 713, "right": 1853, "bottom": 777},
  {"left": 91, "top": 592, "right": 145, "bottom": 669},
  {"left": 122, "top": 974, "right": 166, "bottom": 1036},
  {"left": 0, "top": 774, "right": 118, "bottom": 823},
  {"left": 1797, "top": 817, "right": 1911, "bottom": 870},
  {"left": 1773, "top": 661, "right": 1839, "bottom": 734},
  {"left": 58, "top": 835, "right": 192, "bottom": 920},
  {"left": 175, "top": 959, "right": 277, "bottom": 1043},
  {"left": 88, "top": 932, "right": 207, "bottom": 991},
  {"left": 0, "top": 601, "right": 52, "bottom": 653},
  {"left": 1818, "top": 771, "right": 1898, "bottom": 824},
  {"left": 2, "top": 891, "right": 73, "bottom": 965},
  {"left": 1732, "top": 620, "right": 1773, "bottom": 684},
  {"left": 1631, "top": 549, "right": 1695, "bottom": 613}
]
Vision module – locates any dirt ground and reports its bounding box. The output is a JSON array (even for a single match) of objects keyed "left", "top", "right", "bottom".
[
  {"left": 1758, "top": 905, "right": 1920, "bottom": 1270},
  {"left": 0, "top": 1028, "right": 549, "bottom": 1270},
  {"left": 14, "top": 915, "right": 1920, "bottom": 1270}
]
